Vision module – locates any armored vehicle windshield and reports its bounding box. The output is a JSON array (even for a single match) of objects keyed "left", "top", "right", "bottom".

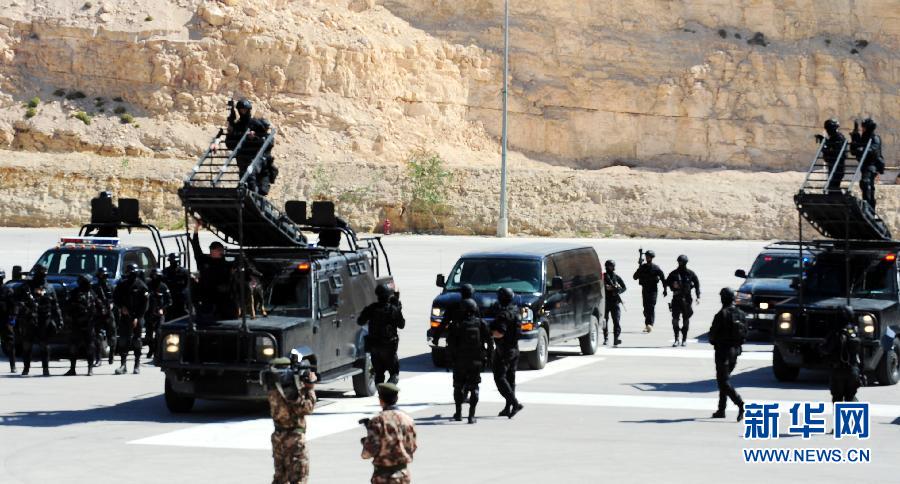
[{"left": 805, "top": 252, "right": 898, "bottom": 300}]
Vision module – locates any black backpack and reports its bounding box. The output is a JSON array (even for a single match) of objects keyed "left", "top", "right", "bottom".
[
  {"left": 727, "top": 307, "right": 748, "bottom": 345},
  {"left": 458, "top": 319, "right": 484, "bottom": 362}
]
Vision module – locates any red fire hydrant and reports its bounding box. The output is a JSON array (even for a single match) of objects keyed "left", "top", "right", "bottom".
[{"left": 382, "top": 219, "right": 392, "bottom": 235}]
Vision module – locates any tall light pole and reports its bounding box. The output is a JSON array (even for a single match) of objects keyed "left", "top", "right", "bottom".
[{"left": 497, "top": 0, "right": 510, "bottom": 237}]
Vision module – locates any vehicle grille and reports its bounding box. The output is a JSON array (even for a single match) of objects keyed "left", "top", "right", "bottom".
[
  {"left": 197, "top": 333, "right": 241, "bottom": 364},
  {"left": 195, "top": 377, "right": 246, "bottom": 396},
  {"left": 797, "top": 311, "right": 845, "bottom": 339}
]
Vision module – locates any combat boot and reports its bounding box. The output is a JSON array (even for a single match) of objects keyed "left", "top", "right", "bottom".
[
  {"left": 64, "top": 359, "right": 77, "bottom": 376},
  {"left": 498, "top": 405, "right": 511, "bottom": 417},
  {"left": 133, "top": 356, "right": 141, "bottom": 374},
  {"left": 22, "top": 361, "right": 30, "bottom": 376},
  {"left": 614, "top": 337, "right": 622, "bottom": 347},
  {"left": 452, "top": 403, "right": 462, "bottom": 422},
  {"left": 711, "top": 410, "right": 726, "bottom": 418},
  {"left": 87, "top": 362, "right": 93, "bottom": 376},
  {"left": 467, "top": 408, "right": 477, "bottom": 425},
  {"left": 672, "top": 337, "right": 679, "bottom": 347},
  {"left": 114, "top": 356, "right": 128, "bottom": 375},
  {"left": 737, "top": 403, "right": 745, "bottom": 422},
  {"left": 508, "top": 403, "right": 524, "bottom": 419}
]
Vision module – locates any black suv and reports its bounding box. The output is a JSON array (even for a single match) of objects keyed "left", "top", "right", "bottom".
[
  {"left": 734, "top": 242, "right": 818, "bottom": 338},
  {"left": 772, "top": 241, "right": 900, "bottom": 385},
  {"left": 159, "top": 231, "right": 394, "bottom": 412},
  {"left": 427, "top": 243, "right": 605, "bottom": 370}
]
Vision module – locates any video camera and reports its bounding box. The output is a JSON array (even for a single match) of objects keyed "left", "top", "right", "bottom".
[{"left": 258, "top": 349, "right": 317, "bottom": 391}]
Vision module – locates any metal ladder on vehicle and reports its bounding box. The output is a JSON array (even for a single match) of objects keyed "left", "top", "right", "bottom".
[
  {"left": 795, "top": 137, "right": 891, "bottom": 240},
  {"left": 179, "top": 127, "right": 308, "bottom": 247}
]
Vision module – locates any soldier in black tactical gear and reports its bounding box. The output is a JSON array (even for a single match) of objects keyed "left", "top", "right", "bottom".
[
  {"left": 633, "top": 249, "right": 667, "bottom": 333},
  {"left": 113, "top": 264, "right": 149, "bottom": 374},
  {"left": 820, "top": 306, "right": 864, "bottom": 403},
  {"left": 15, "top": 265, "right": 63, "bottom": 376},
  {"left": 357, "top": 283, "right": 405, "bottom": 384},
  {"left": 603, "top": 260, "right": 626, "bottom": 347},
  {"left": 851, "top": 118, "right": 886, "bottom": 209},
  {"left": 817, "top": 118, "right": 847, "bottom": 192},
  {"left": 163, "top": 253, "right": 190, "bottom": 319},
  {"left": 0, "top": 269, "right": 17, "bottom": 373},
  {"left": 192, "top": 219, "right": 235, "bottom": 321},
  {"left": 66, "top": 275, "right": 97, "bottom": 376},
  {"left": 225, "top": 99, "right": 278, "bottom": 195},
  {"left": 709, "top": 288, "right": 746, "bottom": 421},
  {"left": 490, "top": 287, "right": 524, "bottom": 418},
  {"left": 432, "top": 283, "right": 476, "bottom": 346},
  {"left": 145, "top": 268, "right": 172, "bottom": 360},
  {"left": 93, "top": 267, "right": 117, "bottom": 366},
  {"left": 666, "top": 255, "right": 700, "bottom": 347},
  {"left": 448, "top": 298, "right": 492, "bottom": 424}
]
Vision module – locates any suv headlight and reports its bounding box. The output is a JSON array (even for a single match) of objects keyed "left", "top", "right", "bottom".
[
  {"left": 520, "top": 307, "right": 534, "bottom": 323},
  {"left": 431, "top": 306, "right": 443, "bottom": 318},
  {"left": 256, "top": 335, "right": 277, "bottom": 359},
  {"left": 776, "top": 313, "right": 793, "bottom": 333},
  {"left": 164, "top": 333, "right": 181, "bottom": 357},
  {"left": 857, "top": 314, "right": 876, "bottom": 337},
  {"left": 735, "top": 292, "right": 752, "bottom": 306}
]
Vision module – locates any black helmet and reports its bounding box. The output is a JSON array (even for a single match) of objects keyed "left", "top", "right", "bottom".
[
  {"left": 645, "top": 250, "right": 656, "bottom": 258},
  {"left": 460, "top": 283, "right": 475, "bottom": 299},
  {"left": 461, "top": 298, "right": 479, "bottom": 317},
  {"left": 497, "top": 287, "right": 514, "bottom": 306},
  {"left": 167, "top": 253, "right": 178, "bottom": 262},
  {"left": 605, "top": 260, "right": 616, "bottom": 270},
  {"left": 677, "top": 255, "right": 689, "bottom": 265},
  {"left": 824, "top": 118, "right": 840, "bottom": 132},
  {"left": 861, "top": 118, "right": 877, "bottom": 132},
  {"left": 149, "top": 268, "right": 164, "bottom": 280},
  {"left": 96, "top": 267, "right": 108, "bottom": 279},
  {"left": 375, "top": 283, "right": 393, "bottom": 302},
  {"left": 124, "top": 263, "right": 139, "bottom": 277},
  {"left": 236, "top": 99, "right": 252, "bottom": 111},
  {"left": 31, "top": 264, "right": 47, "bottom": 284},
  {"left": 77, "top": 274, "right": 92, "bottom": 288},
  {"left": 719, "top": 287, "right": 735, "bottom": 303}
]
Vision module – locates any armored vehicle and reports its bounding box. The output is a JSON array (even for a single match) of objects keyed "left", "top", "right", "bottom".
[
  {"left": 428, "top": 243, "right": 604, "bottom": 370},
  {"left": 159, "top": 125, "right": 394, "bottom": 412}
]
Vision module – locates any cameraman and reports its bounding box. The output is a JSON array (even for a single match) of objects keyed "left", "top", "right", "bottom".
[
  {"left": 265, "top": 357, "right": 317, "bottom": 484},
  {"left": 361, "top": 383, "right": 417, "bottom": 483}
]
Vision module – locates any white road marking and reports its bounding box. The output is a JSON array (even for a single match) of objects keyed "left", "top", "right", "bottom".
[
  {"left": 593, "top": 347, "right": 773, "bottom": 361},
  {"left": 129, "top": 355, "right": 605, "bottom": 449}
]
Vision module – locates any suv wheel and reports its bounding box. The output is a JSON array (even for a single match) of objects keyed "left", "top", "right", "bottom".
[
  {"left": 526, "top": 327, "right": 549, "bottom": 370},
  {"left": 353, "top": 353, "right": 376, "bottom": 397},
  {"left": 579, "top": 314, "right": 600, "bottom": 355},
  {"left": 876, "top": 338, "right": 900, "bottom": 386},
  {"left": 164, "top": 377, "right": 194, "bottom": 413},
  {"left": 772, "top": 346, "right": 800, "bottom": 382}
]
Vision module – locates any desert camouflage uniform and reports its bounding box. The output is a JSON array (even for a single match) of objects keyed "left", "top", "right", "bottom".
[
  {"left": 361, "top": 408, "right": 417, "bottom": 484},
  {"left": 268, "top": 385, "right": 316, "bottom": 484}
]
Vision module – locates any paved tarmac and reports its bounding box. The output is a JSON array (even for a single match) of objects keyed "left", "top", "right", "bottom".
[{"left": 1, "top": 230, "right": 898, "bottom": 483}]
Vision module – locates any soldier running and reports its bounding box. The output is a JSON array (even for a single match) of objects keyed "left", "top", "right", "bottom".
[
  {"left": 666, "top": 255, "right": 700, "bottom": 347},
  {"left": 361, "top": 383, "right": 418, "bottom": 484},
  {"left": 357, "top": 284, "right": 405, "bottom": 384}
]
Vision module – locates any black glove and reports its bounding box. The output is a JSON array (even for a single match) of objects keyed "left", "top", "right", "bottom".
[{"left": 814, "top": 134, "right": 825, "bottom": 143}]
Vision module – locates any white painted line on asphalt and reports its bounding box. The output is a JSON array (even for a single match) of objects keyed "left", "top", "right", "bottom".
[
  {"left": 129, "top": 355, "right": 605, "bottom": 450},
  {"left": 594, "top": 347, "right": 772, "bottom": 361}
]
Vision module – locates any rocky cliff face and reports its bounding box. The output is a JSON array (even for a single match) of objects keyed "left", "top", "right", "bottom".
[{"left": 0, "top": 0, "right": 896, "bottom": 238}]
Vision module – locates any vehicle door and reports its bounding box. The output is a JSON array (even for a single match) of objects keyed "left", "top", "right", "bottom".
[
  {"left": 314, "top": 270, "right": 341, "bottom": 372},
  {"left": 546, "top": 253, "right": 576, "bottom": 338},
  {"left": 574, "top": 248, "right": 603, "bottom": 335}
]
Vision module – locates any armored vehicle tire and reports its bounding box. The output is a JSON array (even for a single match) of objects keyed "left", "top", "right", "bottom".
[
  {"left": 526, "top": 327, "right": 549, "bottom": 370},
  {"left": 353, "top": 353, "right": 376, "bottom": 397},
  {"left": 165, "top": 378, "right": 195, "bottom": 413},
  {"left": 876, "top": 338, "right": 900, "bottom": 386},
  {"left": 579, "top": 314, "right": 600, "bottom": 355},
  {"left": 772, "top": 346, "right": 799, "bottom": 382}
]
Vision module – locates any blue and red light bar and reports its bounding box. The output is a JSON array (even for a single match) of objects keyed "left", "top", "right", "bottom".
[{"left": 59, "top": 237, "right": 119, "bottom": 246}]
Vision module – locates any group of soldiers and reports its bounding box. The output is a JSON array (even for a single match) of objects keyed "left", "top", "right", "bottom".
[
  {"left": 819, "top": 117, "right": 886, "bottom": 207},
  {"left": 604, "top": 251, "right": 701, "bottom": 348},
  {"left": 0, "top": 254, "right": 190, "bottom": 377}
]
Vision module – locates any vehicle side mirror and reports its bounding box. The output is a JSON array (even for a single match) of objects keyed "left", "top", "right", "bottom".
[
  {"left": 12, "top": 265, "right": 22, "bottom": 281},
  {"left": 551, "top": 276, "right": 564, "bottom": 291},
  {"left": 435, "top": 274, "right": 446, "bottom": 288},
  {"left": 735, "top": 269, "right": 747, "bottom": 279}
]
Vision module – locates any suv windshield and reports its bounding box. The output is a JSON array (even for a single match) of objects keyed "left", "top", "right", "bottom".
[
  {"left": 36, "top": 249, "right": 119, "bottom": 277},
  {"left": 748, "top": 254, "right": 802, "bottom": 279},
  {"left": 805, "top": 253, "right": 898, "bottom": 300},
  {"left": 445, "top": 258, "right": 542, "bottom": 293},
  {"left": 268, "top": 273, "right": 312, "bottom": 316}
]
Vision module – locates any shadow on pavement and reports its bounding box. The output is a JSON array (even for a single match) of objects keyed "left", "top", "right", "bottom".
[
  {"left": 632, "top": 367, "right": 830, "bottom": 394},
  {"left": 0, "top": 394, "right": 270, "bottom": 428},
  {"left": 620, "top": 417, "right": 700, "bottom": 424}
]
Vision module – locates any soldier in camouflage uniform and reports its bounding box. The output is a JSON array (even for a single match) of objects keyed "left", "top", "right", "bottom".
[
  {"left": 266, "top": 357, "right": 317, "bottom": 484},
  {"left": 361, "top": 383, "right": 417, "bottom": 484}
]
